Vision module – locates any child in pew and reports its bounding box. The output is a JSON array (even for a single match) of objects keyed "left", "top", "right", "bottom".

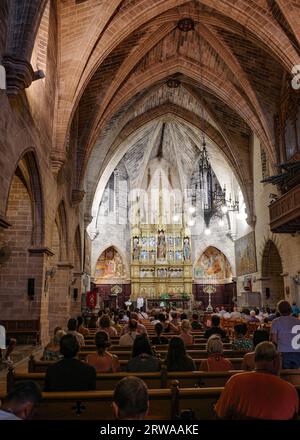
[
  {"left": 199, "top": 335, "right": 233, "bottom": 372},
  {"left": 232, "top": 323, "right": 253, "bottom": 352},
  {"left": 87, "top": 331, "right": 121, "bottom": 373},
  {"left": 164, "top": 337, "right": 196, "bottom": 371}
]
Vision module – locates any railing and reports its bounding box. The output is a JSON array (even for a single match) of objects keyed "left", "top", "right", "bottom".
[{"left": 269, "top": 184, "right": 300, "bottom": 232}]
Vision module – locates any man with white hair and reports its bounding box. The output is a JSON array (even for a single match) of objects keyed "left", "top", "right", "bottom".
[{"left": 215, "top": 341, "right": 299, "bottom": 419}]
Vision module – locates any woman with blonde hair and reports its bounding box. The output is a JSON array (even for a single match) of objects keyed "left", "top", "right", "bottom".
[
  {"left": 42, "top": 327, "right": 66, "bottom": 361},
  {"left": 199, "top": 335, "right": 233, "bottom": 371},
  {"left": 179, "top": 319, "right": 193, "bottom": 346}
]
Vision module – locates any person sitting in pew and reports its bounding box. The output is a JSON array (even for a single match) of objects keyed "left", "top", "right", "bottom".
[
  {"left": 232, "top": 324, "right": 253, "bottom": 352},
  {"left": 67, "top": 318, "right": 85, "bottom": 346},
  {"left": 112, "top": 314, "right": 123, "bottom": 336},
  {"left": 42, "top": 327, "right": 66, "bottom": 361},
  {"left": 169, "top": 311, "right": 180, "bottom": 333},
  {"left": 122, "top": 312, "right": 148, "bottom": 336},
  {"left": 87, "top": 331, "right": 120, "bottom": 373},
  {"left": 77, "top": 316, "right": 90, "bottom": 336},
  {"left": 215, "top": 341, "right": 299, "bottom": 419},
  {"left": 113, "top": 376, "right": 149, "bottom": 420},
  {"left": 0, "top": 381, "right": 41, "bottom": 420},
  {"left": 241, "top": 329, "right": 271, "bottom": 370},
  {"left": 44, "top": 334, "right": 96, "bottom": 391},
  {"left": 199, "top": 335, "right": 233, "bottom": 372},
  {"left": 164, "top": 337, "right": 195, "bottom": 371},
  {"left": 127, "top": 334, "right": 161, "bottom": 372},
  {"left": 191, "top": 313, "right": 203, "bottom": 330},
  {"left": 119, "top": 319, "right": 139, "bottom": 346},
  {"left": 180, "top": 320, "right": 194, "bottom": 346},
  {"left": 204, "top": 315, "right": 227, "bottom": 340},
  {"left": 151, "top": 323, "right": 169, "bottom": 345},
  {"left": 99, "top": 315, "right": 118, "bottom": 338}
]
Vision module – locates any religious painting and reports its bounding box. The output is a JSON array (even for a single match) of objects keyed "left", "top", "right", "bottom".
[
  {"left": 194, "top": 246, "right": 232, "bottom": 281},
  {"left": 132, "top": 236, "right": 140, "bottom": 260},
  {"left": 94, "top": 247, "right": 125, "bottom": 282},
  {"left": 235, "top": 231, "right": 257, "bottom": 276}
]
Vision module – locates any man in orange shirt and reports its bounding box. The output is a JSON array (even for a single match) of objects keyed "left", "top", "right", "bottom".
[{"left": 215, "top": 341, "right": 299, "bottom": 419}]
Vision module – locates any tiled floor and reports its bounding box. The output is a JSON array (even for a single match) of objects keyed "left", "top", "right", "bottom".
[{"left": 0, "top": 345, "right": 42, "bottom": 394}]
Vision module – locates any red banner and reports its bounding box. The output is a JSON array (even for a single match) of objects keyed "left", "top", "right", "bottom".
[{"left": 86, "top": 290, "right": 97, "bottom": 309}]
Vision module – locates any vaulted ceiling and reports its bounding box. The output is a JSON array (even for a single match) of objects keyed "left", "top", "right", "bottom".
[{"left": 51, "top": 0, "right": 300, "bottom": 224}]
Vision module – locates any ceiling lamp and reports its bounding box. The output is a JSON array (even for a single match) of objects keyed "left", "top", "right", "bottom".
[
  {"left": 172, "top": 214, "right": 180, "bottom": 222},
  {"left": 188, "top": 206, "right": 196, "bottom": 214},
  {"left": 204, "top": 228, "right": 211, "bottom": 235}
]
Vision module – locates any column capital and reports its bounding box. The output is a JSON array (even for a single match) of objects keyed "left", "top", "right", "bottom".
[
  {"left": 72, "top": 189, "right": 85, "bottom": 206},
  {"left": 28, "top": 247, "right": 54, "bottom": 256},
  {"left": 2, "top": 55, "right": 34, "bottom": 95},
  {"left": 51, "top": 151, "right": 66, "bottom": 175}
]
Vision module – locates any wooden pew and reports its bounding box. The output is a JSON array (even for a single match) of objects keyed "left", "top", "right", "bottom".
[
  {"left": 28, "top": 355, "right": 244, "bottom": 373},
  {"left": 10, "top": 367, "right": 300, "bottom": 393},
  {"left": 81, "top": 343, "right": 232, "bottom": 351},
  {"left": 0, "top": 319, "right": 40, "bottom": 345},
  {"left": 3, "top": 381, "right": 299, "bottom": 420}
]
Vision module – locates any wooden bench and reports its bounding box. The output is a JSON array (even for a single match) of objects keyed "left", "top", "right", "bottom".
[
  {"left": 2, "top": 383, "right": 299, "bottom": 420},
  {"left": 9, "top": 368, "right": 300, "bottom": 393},
  {"left": 28, "top": 355, "right": 244, "bottom": 373},
  {"left": 81, "top": 343, "right": 232, "bottom": 351},
  {"left": 0, "top": 320, "right": 40, "bottom": 345}
]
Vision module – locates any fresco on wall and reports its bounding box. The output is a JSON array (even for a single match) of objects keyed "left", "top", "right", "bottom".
[
  {"left": 235, "top": 231, "right": 257, "bottom": 276},
  {"left": 94, "top": 247, "right": 125, "bottom": 282},
  {"left": 194, "top": 247, "right": 232, "bottom": 282}
]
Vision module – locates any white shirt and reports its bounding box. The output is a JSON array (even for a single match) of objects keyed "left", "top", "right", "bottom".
[
  {"left": 0, "top": 325, "right": 6, "bottom": 350},
  {"left": 0, "top": 409, "right": 21, "bottom": 420}
]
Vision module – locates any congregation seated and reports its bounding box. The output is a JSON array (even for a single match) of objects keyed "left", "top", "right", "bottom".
[
  {"left": 157, "top": 313, "right": 173, "bottom": 333},
  {"left": 113, "top": 376, "right": 149, "bottom": 420},
  {"left": 248, "top": 310, "right": 260, "bottom": 323},
  {"left": 241, "top": 329, "right": 270, "bottom": 370},
  {"left": 199, "top": 335, "right": 233, "bottom": 372},
  {"left": 126, "top": 334, "right": 161, "bottom": 372},
  {"left": 119, "top": 319, "right": 138, "bottom": 346},
  {"left": 0, "top": 381, "right": 41, "bottom": 420},
  {"left": 204, "top": 315, "right": 227, "bottom": 340},
  {"left": 87, "top": 331, "right": 120, "bottom": 373},
  {"left": 67, "top": 318, "right": 85, "bottom": 346},
  {"left": 99, "top": 314, "right": 118, "bottom": 338},
  {"left": 151, "top": 323, "right": 169, "bottom": 345},
  {"left": 230, "top": 307, "right": 241, "bottom": 320},
  {"left": 215, "top": 341, "right": 299, "bottom": 419},
  {"left": 77, "top": 316, "right": 90, "bottom": 336},
  {"left": 164, "top": 337, "right": 195, "bottom": 371},
  {"left": 44, "top": 334, "right": 96, "bottom": 391},
  {"left": 191, "top": 313, "right": 203, "bottom": 330},
  {"left": 122, "top": 312, "right": 147, "bottom": 335},
  {"left": 232, "top": 324, "right": 253, "bottom": 352},
  {"left": 180, "top": 320, "right": 193, "bottom": 346},
  {"left": 42, "top": 327, "right": 65, "bottom": 361},
  {"left": 137, "top": 308, "right": 149, "bottom": 321}
]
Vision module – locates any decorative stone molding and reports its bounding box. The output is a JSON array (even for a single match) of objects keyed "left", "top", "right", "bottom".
[
  {"left": 28, "top": 247, "right": 54, "bottom": 256},
  {"left": 84, "top": 213, "right": 93, "bottom": 228},
  {"left": 246, "top": 215, "right": 257, "bottom": 228},
  {"left": 2, "top": 55, "right": 35, "bottom": 95},
  {"left": 57, "top": 262, "right": 74, "bottom": 270},
  {"left": 50, "top": 153, "right": 65, "bottom": 175},
  {"left": 72, "top": 189, "right": 85, "bottom": 206}
]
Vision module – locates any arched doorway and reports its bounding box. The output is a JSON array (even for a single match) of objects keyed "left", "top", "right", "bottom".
[
  {"left": 261, "top": 240, "right": 284, "bottom": 307},
  {"left": 94, "top": 246, "right": 129, "bottom": 309},
  {"left": 0, "top": 151, "right": 45, "bottom": 341},
  {"left": 193, "top": 246, "right": 234, "bottom": 309}
]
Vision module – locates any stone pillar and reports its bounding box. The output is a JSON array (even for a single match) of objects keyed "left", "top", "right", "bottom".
[
  {"left": 69, "top": 271, "right": 84, "bottom": 317},
  {"left": 3, "top": 0, "right": 48, "bottom": 95},
  {"left": 48, "top": 262, "right": 73, "bottom": 334},
  {"left": 28, "top": 247, "right": 54, "bottom": 345}
]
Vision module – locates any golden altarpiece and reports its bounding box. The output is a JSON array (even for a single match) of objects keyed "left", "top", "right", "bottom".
[{"left": 130, "top": 223, "right": 193, "bottom": 304}]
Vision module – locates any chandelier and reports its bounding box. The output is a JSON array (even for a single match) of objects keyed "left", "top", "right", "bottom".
[{"left": 198, "top": 139, "right": 239, "bottom": 228}]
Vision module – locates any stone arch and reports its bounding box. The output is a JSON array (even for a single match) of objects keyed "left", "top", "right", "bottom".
[
  {"left": 73, "top": 226, "right": 82, "bottom": 273},
  {"left": 0, "top": 150, "right": 44, "bottom": 321},
  {"left": 261, "top": 240, "right": 284, "bottom": 306},
  {"left": 31, "top": 0, "right": 50, "bottom": 75},
  {"left": 194, "top": 246, "right": 233, "bottom": 284}
]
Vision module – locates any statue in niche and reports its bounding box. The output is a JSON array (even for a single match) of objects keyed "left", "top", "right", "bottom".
[
  {"left": 157, "top": 229, "right": 166, "bottom": 259},
  {"left": 183, "top": 236, "right": 191, "bottom": 261},
  {"left": 132, "top": 236, "right": 140, "bottom": 260}
]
